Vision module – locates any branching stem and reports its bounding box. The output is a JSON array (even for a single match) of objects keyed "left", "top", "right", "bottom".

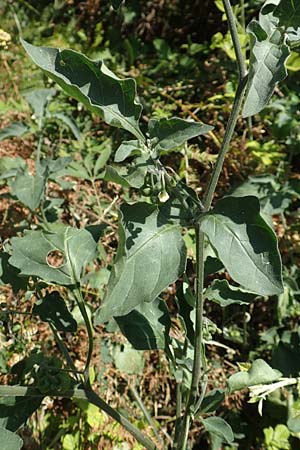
[{"left": 0, "top": 385, "right": 158, "bottom": 450}]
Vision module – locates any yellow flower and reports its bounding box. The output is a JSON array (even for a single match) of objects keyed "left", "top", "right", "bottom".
[{"left": 0, "top": 29, "right": 11, "bottom": 49}]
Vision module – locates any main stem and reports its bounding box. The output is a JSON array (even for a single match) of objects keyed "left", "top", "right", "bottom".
[{"left": 176, "top": 1, "right": 247, "bottom": 448}]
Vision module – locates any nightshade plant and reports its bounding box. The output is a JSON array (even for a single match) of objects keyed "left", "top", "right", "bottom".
[{"left": 1, "top": 0, "right": 300, "bottom": 449}]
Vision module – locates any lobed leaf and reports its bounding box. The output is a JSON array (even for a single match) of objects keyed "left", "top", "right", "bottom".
[
  {"left": 95, "top": 202, "right": 186, "bottom": 323},
  {"left": 21, "top": 39, "right": 144, "bottom": 141},
  {"left": 200, "top": 196, "right": 283, "bottom": 296},
  {"left": 148, "top": 117, "right": 213, "bottom": 152},
  {"left": 242, "top": 3, "right": 290, "bottom": 118},
  {"left": 9, "top": 226, "right": 97, "bottom": 285}
]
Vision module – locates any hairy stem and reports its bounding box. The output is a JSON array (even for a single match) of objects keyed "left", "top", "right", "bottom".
[{"left": 0, "top": 385, "right": 158, "bottom": 450}]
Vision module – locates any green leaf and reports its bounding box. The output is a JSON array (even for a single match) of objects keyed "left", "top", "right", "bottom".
[
  {"left": 104, "top": 155, "right": 150, "bottom": 188},
  {"left": 205, "top": 279, "right": 257, "bottom": 307},
  {"left": 51, "top": 112, "right": 82, "bottom": 140},
  {"left": 272, "top": 0, "right": 300, "bottom": 29},
  {"left": 0, "top": 427, "right": 23, "bottom": 450},
  {"left": 32, "top": 291, "right": 77, "bottom": 332},
  {"left": 0, "top": 252, "right": 28, "bottom": 293},
  {"left": 24, "top": 88, "right": 56, "bottom": 122},
  {"left": 200, "top": 389, "right": 225, "bottom": 414},
  {"left": 9, "top": 226, "right": 97, "bottom": 285},
  {"left": 93, "top": 146, "right": 111, "bottom": 174},
  {"left": 115, "top": 297, "right": 171, "bottom": 350},
  {"left": 242, "top": 10, "right": 290, "bottom": 117},
  {"left": 0, "top": 396, "right": 42, "bottom": 432},
  {"left": 113, "top": 343, "right": 144, "bottom": 375},
  {"left": 201, "top": 416, "right": 234, "bottom": 444},
  {"left": 0, "top": 122, "right": 29, "bottom": 141},
  {"left": 95, "top": 202, "right": 186, "bottom": 323},
  {"left": 21, "top": 39, "right": 144, "bottom": 141},
  {"left": 114, "top": 140, "right": 141, "bottom": 162},
  {"left": 0, "top": 157, "right": 26, "bottom": 179},
  {"left": 11, "top": 171, "right": 45, "bottom": 210},
  {"left": 148, "top": 117, "right": 213, "bottom": 152},
  {"left": 200, "top": 196, "right": 283, "bottom": 296},
  {"left": 227, "top": 359, "right": 282, "bottom": 392}
]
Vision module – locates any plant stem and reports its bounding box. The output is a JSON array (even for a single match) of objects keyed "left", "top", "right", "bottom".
[
  {"left": 0, "top": 385, "right": 158, "bottom": 450},
  {"left": 176, "top": 227, "right": 205, "bottom": 450},
  {"left": 177, "top": 1, "right": 248, "bottom": 448},
  {"left": 223, "top": 0, "right": 247, "bottom": 81},
  {"left": 130, "top": 383, "right": 164, "bottom": 447},
  {"left": 50, "top": 323, "right": 82, "bottom": 383},
  {"left": 203, "top": 76, "right": 247, "bottom": 211},
  {"left": 73, "top": 286, "right": 94, "bottom": 385}
]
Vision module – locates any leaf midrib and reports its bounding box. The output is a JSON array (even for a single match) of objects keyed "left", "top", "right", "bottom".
[{"left": 206, "top": 214, "right": 280, "bottom": 290}]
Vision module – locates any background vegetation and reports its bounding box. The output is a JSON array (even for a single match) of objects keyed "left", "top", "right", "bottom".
[{"left": 0, "top": 0, "right": 300, "bottom": 449}]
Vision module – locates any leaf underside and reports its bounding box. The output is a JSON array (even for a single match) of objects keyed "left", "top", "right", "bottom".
[{"left": 242, "top": 15, "right": 289, "bottom": 117}]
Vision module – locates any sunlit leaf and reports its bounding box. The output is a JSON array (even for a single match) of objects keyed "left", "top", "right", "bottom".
[
  {"left": 242, "top": 8, "right": 290, "bottom": 117},
  {"left": 227, "top": 359, "right": 282, "bottom": 392},
  {"left": 95, "top": 202, "right": 186, "bottom": 323},
  {"left": 11, "top": 171, "right": 45, "bottom": 210},
  {"left": 200, "top": 196, "right": 283, "bottom": 296},
  {"left": 0, "top": 427, "right": 23, "bottom": 450},
  {"left": 148, "top": 117, "right": 213, "bottom": 152},
  {"left": 114, "top": 140, "right": 141, "bottom": 162},
  {"left": 9, "top": 226, "right": 97, "bottom": 285},
  {"left": 113, "top": 343, "right": 144, "bottom": 375},
  {"left": 21, "top": 39, "right": 144, "bottom": 141}
]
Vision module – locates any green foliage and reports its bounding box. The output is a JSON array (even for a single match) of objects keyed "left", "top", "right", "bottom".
[
  {"left": 0, "top": 427, "right": 23, "bottom": 450},
  {"left": 148, "top": 117, "right": 213, "bottom": 153},
  {"left": 9, "top": 226, "right": 97, "bottom": 285},
  {"left": 227, "top": 359, "right": 282, "bottom": 392},
  {"left": 115, "top": 297, "right": 171, "bottom": 350},
  {"left": 32, "top": 291, "right": 77, "bottom": 332},
  {"left": 21, "top": 39, "right": 144, "bottom": 141},
  {"left": 205, "top": 279, "right": 257, "bottom": 307},
  {"left": 95, "top": 202, "right": 186, "bottom": 323},
  {"left": 200, "top": 196, "right": 283, "bottom": 295},
  {"left": 0, "top": 0, "right": 297, "bottom": 448},
  {"left": 201, "top": 416, "right": 234, "bottom": 444},
  {"left": 242, "top": 1, "right": 290, "bottom": 117}
]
